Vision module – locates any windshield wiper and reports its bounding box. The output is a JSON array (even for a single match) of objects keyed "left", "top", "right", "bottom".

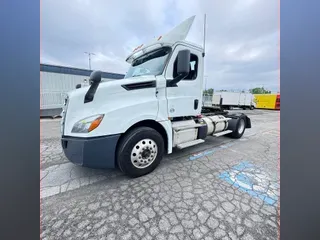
[{"left": 131, "top": 74, "right": 143, "bottom": 78}]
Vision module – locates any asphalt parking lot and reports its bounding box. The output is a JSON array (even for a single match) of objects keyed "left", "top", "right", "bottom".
[{"left": 40, "top": 109, "right": 280, "bottom": 240}]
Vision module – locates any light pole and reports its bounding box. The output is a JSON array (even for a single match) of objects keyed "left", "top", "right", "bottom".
[{"left": 84, "top": 52, "right": 95, "bottom": 70}]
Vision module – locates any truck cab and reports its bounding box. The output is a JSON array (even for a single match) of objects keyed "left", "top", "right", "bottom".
[{"left": 61, "top": 16, "right": 251, "bottom": 177}]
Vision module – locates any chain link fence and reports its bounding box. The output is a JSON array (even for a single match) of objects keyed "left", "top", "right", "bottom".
[{"left": 202, "top": 94, "right": 213, "bottom": 107}]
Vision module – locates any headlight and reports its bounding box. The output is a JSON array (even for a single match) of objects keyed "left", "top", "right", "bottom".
[{"left": 71, "top": 114, "right": 104, "bottom": 133}]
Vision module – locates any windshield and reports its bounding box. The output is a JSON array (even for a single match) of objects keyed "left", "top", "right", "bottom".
[{"left": 124, "top": 46, "right": 171, "bottom": 78}]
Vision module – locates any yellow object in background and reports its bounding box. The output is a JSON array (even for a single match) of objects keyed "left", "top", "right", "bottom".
[{"left": 254, "top": 94, "right": 280, "bottom": 110}]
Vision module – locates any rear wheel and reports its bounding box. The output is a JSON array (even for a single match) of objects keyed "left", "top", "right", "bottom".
[
  {"left": 116, "top": 127, "right": 164, "bottom": 178},
  {"left": 228, "top": 116, "right": 246, "bottom": 139}
]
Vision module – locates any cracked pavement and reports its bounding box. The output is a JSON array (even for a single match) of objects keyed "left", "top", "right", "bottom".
[{"left": 40, "top": 110, "right": 280, "bottom": 240}]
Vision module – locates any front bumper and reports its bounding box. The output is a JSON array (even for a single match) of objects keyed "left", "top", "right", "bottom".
[{"left": 61, "top": 134, "right": 121, "bottom": 169}]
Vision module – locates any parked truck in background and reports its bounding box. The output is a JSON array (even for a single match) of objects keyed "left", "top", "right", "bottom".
[
  {"left": 60, "top": 16, "right": 252, "bottom": 177},
  {"left": 211, "top": 92, "right": 256, "bottom": 110},
  {"left": 254, "top": 93, "right": 280, "bottom": 110}
]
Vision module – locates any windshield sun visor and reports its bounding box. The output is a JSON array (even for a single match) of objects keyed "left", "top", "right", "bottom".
[{"left": 126, "top": 43, "right": 171, "bottom": 64}]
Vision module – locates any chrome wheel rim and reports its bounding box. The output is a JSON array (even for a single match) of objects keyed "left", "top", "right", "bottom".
[
  {"left": 238, "top": 119, "right": 245, "bottom": 134},
  {"left": 131, "top": 139, "right": 158, "bottom": 169}
]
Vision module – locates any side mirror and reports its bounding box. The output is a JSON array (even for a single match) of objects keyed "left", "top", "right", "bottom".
[
  {"left": 84, "top": 70, "right": 102, "bottom": 103},
  {"left": 89, "top": 70, "right": 102, "bottom": 84},
  {"left": 168, "top": 49, "right": 190, "bottom": 87},
  {"left": 75, "top": 84, "right": 81, "bottom": 89}
]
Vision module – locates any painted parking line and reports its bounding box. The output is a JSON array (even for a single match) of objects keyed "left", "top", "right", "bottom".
[
  {"left": 262, "top": 130, "right": 280, "bottom": 136},
  {"left": 219, "top": 161, "right": 279, "bottom": 205},
  {"left": 189, "top": 142, "right": 237, "bottom": 161},
  {"left": 188, "top": 131, "right": 260, "bottom": 161}
]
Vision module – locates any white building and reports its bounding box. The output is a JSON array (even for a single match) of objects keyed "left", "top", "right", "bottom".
[{"left": 40, "top": 63, "right": 125, "bottom": 117}]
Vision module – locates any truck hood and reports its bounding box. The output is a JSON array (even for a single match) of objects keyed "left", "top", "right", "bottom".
[
  {"left": 67, "top": 75, "right": 156, "bottom": 99},
  {"left": 62, "top": 75, "right": 157, "bottom": 136}
]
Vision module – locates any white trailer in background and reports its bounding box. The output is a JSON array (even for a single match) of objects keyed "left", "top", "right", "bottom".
[
  {"left": 212, "top": 92, "right": 256, "bottom": 110},
  {"left": 40, "top": 64, "right": 124, "bottom": 117}
]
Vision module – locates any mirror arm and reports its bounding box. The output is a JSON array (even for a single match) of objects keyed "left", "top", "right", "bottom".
[
  {"left": 167, "top": 73, "right": 188, "bottom": 87},
  {"left": 84, "top": 70, "right": 102, "bottom": 103}
]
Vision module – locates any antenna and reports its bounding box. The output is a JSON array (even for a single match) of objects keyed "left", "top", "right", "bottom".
[
  {"left": 84, "top": 52, "right": 96, "bottom": 70},
  {"left": 204, "top": 75, "right": 208, "bottom": 90},
  {"left": 203, "top": 14, "right": 206, "bottom": 57},
  {"left": 203, "top": 14, "right": 207, "bottom": 91}
]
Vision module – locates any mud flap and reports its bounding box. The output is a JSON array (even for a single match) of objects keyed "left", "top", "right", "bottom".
[
  {"left": 226, "top": 118, "right": 238, "bottom": 132},
  {"left": 226, "top": 114, "right": 251, "bottom": 132},
  {"left": 245, "top": 116, "right": 251, "bottom": 129}
]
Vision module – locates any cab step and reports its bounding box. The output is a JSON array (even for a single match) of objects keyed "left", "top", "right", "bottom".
[
  {"left": 176, "top": 139, "right": 205, "bottom": 149},
  {"left": 212, "top": 130, "right": 233, "bottom": 137}
]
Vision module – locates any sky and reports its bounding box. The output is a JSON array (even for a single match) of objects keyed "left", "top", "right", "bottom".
[{"left": 41, "top": 0, "right": 279, "bottom": 92}]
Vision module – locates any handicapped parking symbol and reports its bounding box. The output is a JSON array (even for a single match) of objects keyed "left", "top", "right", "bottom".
[{"left": 219, "top": 161, "right": 278, "bottom": 205}]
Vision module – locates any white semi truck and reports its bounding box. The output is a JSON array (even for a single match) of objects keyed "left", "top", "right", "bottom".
[{"left": 60, "top": 16, "right": 252, "bottom": 177}]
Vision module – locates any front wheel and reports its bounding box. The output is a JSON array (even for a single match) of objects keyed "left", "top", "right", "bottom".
[{"left": 116, "top": 127, "right": 164, "bottom": 178}]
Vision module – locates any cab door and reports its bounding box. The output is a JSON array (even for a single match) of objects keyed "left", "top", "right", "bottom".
[{"left": 164, "top": 44, "right": 203, "bottom": 118}]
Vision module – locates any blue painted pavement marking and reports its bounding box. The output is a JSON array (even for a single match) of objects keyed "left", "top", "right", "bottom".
[
  {"left": 219, "top": 161, "right": 278, "bottom": 205},
  {"left": 189, "top": 142, "right": 236, "bottom": 161}
]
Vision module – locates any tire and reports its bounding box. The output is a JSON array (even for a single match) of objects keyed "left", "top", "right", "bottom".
[
  {"left": 250, "top": 105, "right": 254, "bottom": 110},
  {"left": 116, "top": 127, "right": 164, "bottom": 178},
  {"left": 228, "top": 116, "right": 246, "bottom": 139}
]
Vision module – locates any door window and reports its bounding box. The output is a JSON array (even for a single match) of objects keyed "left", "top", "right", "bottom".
[{"left": 172, "top": 53, "right": 199, "bottom": 80}]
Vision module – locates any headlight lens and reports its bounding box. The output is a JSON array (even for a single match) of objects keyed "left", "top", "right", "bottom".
[{"left": 71, "top": 114, "right": 104, "bottom": 133}]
